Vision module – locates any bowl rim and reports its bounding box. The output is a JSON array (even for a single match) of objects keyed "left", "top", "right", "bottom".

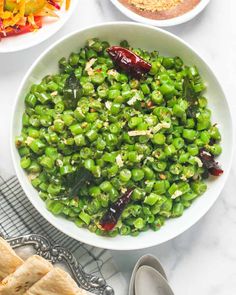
[
  {"left": 109, "top": 0, "right": 211, "bottom": 27},
  {"left": 0, "top": 0, "right": 79, "bottom": 54},
  {"left": 11, "top": 21, "right": 234, "bottom": 250}
]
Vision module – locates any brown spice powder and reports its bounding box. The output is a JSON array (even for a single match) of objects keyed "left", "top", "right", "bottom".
[{"left": 129, "top": 0, "right": 183, "bottom": 12}]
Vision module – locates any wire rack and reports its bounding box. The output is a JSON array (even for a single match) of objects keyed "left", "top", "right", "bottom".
[{"left": 0, "top": 176, "right": 117, "bottom": 289}]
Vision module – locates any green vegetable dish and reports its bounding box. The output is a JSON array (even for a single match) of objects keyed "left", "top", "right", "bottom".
[{"left": 16, "top": 38, "right": 223, "bottom": 237}]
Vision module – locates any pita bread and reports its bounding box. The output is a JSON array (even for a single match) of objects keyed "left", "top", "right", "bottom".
[
  {"left": 25, "top": 267, "right": 87, "bottom": 295},
  {"left": 0, "top": 255, "right": 53, "bottom": 295},
  {"left": 0, "top": 237, "right": 23, "bottom": 281}
]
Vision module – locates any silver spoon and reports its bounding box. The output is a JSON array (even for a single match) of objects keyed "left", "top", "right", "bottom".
[
  {"left": 135, "top": 266, "right": 174, "bottom": 295},
  {"left": 129, "top": 254, "right": 167, "bottom": 295}
]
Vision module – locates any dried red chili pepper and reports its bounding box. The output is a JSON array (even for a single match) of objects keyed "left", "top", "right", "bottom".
[
  {"left": 107, "top": 46, "right": 151, "bottom": 79},
  {"left": 199, "top": 149, "right": 223, "bottom": 176},
  {"left": 100, "top": 188, "right": 134, "bottom": 231}
]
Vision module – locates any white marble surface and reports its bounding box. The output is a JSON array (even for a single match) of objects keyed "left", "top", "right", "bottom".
[{"left": 0, "top": 0, "right": 236, "bottom": 294}]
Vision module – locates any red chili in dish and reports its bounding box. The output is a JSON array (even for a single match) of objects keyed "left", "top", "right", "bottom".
[
  {"left": 100, "top": 188, "right": 134, "bottom": 231},
  {"left": 199, "top": 149, "right": 223, "bottom": 177},
  {"left": 107, "top": 46, "right": 151, "bottom": 79}
]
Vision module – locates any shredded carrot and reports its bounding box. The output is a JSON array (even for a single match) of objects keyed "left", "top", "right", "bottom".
[
  {"left": 66, "top": 0, "right": 71, "bottom": 10},
  {"left": 0, "top": 0, "right": 4, "bottom": 15},
  {"left": 19, "top": 0, "right": 26, "bottom": 17}
]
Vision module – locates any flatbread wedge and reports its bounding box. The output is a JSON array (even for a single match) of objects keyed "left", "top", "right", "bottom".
[
  {"left": 25, "top": 267, "right": 88, "bottom": 295},
  {"left": 0, "top": 237, "right": 23, "bottom": 281},
  {"left": 0, "top": 255, "right": 53, "bottom": 295}
]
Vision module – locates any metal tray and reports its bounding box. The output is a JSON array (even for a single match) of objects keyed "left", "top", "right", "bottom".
[{"left": 1, "top": 233, "right": 114, "bottom": 295}]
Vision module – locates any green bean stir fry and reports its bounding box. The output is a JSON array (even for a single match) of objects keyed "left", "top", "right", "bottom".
[{"left": 16, "top": 39, "right": 222, "bottom": 237}]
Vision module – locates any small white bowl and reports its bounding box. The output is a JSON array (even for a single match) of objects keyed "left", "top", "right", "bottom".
[
  {"left": 11, "top": 22, "right": 233, "bottom": 250},
  {"left": 110, "top": 0, "right": 210, "bottom": 27},
  {"left": 0, "top": 0, "right": 79, "bottom": 53}
]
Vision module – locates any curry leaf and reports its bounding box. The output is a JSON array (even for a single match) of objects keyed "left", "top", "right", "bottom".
[
  {"left": 183, "top": 77, "right": 197, "bottom": 102},
  {"left": 64, "top": 168, "right": 94, "bottom": 198},
  {"left": 63, "top": 73, "right": 81, "bottom": 108},
  {"left": 183, "top": 77, "right": 199, "bottom": 118}
]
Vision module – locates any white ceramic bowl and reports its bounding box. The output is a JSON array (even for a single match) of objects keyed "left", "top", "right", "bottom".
[
  {"left": 11, "top": 22, "right": 233, "bottom": 250},
  {"left": 0, "top": 0, "right": 78, "bottom": 53},
  {"left": 110, "top": 0, "right": 210, "bottom": 27}
]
